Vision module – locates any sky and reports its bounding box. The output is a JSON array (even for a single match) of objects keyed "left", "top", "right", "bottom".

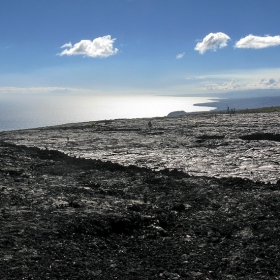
[{"left": 1, "top": 0, "right": 280, "bottom": 98}]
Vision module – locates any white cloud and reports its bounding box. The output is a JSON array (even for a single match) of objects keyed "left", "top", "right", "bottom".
[
  {"left": 205, "top": 78, "right": 280, "bottom": 91},
  {"left": 195, "top": 32, "right": 230, "bottom": 54},
  {"left": 61, "top": 42, "right": 72, "bottom": 48},
  {"left": 59, "top": 35, "right": 118, "bottom": 58},
  {"left": 176, "top": 52, "right": 185, "bottom": 59},
  {"left": 257, "top": 78, "right": 280, "bottom": 87},
  {"left": 205, "top": 80, "right": 244, "bottom": 91},
  {"left": 235, "top": 34, "right": 280, "bottom": 49}
]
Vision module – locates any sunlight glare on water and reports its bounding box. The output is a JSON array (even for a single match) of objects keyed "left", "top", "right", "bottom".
[
  {"left": 74, "top": 95, "right": 216, "bottom": 120},
  {"left": 0, "top": 94, "right": 216, "bottom": 131}
]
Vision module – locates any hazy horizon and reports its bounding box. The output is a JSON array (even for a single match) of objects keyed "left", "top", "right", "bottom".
[
  {"left": 0, "top": 95, "right": 217, "bottom": 131},
  {"left": 1, "top": 0, "right": 280, "bottom": 126}
]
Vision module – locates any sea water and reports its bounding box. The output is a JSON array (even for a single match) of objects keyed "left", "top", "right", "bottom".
[{"left": 0, "top": 94, "right": 216, "bottom": 131}]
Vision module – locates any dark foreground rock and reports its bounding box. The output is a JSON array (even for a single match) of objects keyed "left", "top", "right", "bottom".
[{"left": 1, "top": 141, "right": 280, "bottom": 279}]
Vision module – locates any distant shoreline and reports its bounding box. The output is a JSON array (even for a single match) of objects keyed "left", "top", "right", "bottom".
[
  {"left": 1, "top": 95, "right": 280, "bottom": 132},
  {"left": 193, "top": 95, "right": 280, "bottom": 112},
  {"left": 167, "top": 95, "right": 280, "bottom": 117}
]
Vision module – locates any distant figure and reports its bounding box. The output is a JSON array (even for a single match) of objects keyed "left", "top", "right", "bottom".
[
  {"left": 148, "top": 121, "right": 152, "bottom": 131},
  {"left": 227, "top": 106, "right": 230, "bottom": 114}
]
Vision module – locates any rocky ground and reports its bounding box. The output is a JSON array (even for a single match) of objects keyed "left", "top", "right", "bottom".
[
  {"left": 0, "top": 111, "right": 280, "bottom": 279},
  {"left": 1, "top": 112, "right": 280, "bottom": 183}
]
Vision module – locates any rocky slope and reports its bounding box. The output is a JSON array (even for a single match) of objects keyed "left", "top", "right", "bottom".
[
  {"left": 0, "top": 112, "right": 280, "bottom": 279},
  {"left": 1, "top": 112, "right": 279, "bottom": 183}
]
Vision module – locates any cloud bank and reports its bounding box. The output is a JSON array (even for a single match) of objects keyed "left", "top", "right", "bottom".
[
  {"left": 195, "top": 32, "right": 230, "bottom": 54},
  {"left": 205, "top": 78, "right": 280, "bottom": 91},
  {"left": 185, "top": 76, "right": 205, "bottom": 81},
  {"left": 235, "top": 35, "right": 280, "bottom": 49},
  {"left": 0, "top": 87, "right": 92, "bottom": 95},
  {"left": 59, "top": 35, "right": 118, "bottom": 58}
]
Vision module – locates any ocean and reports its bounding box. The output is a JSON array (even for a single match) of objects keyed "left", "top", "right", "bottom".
[
  {"left": 2, "top": 94, "right": 280, "bottom": 132},
  {"left": 195, "top": 95, "right": 280, "bottom": 112},
  {"left": 0, "top": 95, "right": 216, "bottom": 131}
]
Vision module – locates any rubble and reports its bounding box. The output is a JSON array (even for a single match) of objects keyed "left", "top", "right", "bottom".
[{"left": 0, "top": 112, "right": 280, "bottom": 279}]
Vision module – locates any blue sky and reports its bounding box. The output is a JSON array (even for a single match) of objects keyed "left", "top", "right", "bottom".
[{"left": 1, "top": 0, "right": 280, "bottom": 97}]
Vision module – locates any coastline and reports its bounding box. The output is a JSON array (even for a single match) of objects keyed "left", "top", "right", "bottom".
[
  {"left": 1, "top": 95, "right": 280, "bottom": 132},
  {"left": 0, "top": 95, "right": 214, "bottom": 132},
  {"left": 1, "top": 97, "right": 280, "bottom": 133},
  {"left": 193, "top": 95, "right": 280, "bottom": 112}
]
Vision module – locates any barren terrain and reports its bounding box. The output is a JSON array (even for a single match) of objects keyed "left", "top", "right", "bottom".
[
  {"left": 1, "top": 111, "right": 280, "bottom": 279},
  {"left": 2, "top": 112, "right": 280, "bottom": 183}
]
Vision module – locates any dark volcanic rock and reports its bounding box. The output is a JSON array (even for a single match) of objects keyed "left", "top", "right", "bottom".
[
  {"left": 240, "top": 133, "right": 280, "bottom": 142},
  {"left": 1, "top": 112, "right": 280, "bottom": 279},
  {"left": 0, "top": 140, "right": 280, "bottom": 279}
]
